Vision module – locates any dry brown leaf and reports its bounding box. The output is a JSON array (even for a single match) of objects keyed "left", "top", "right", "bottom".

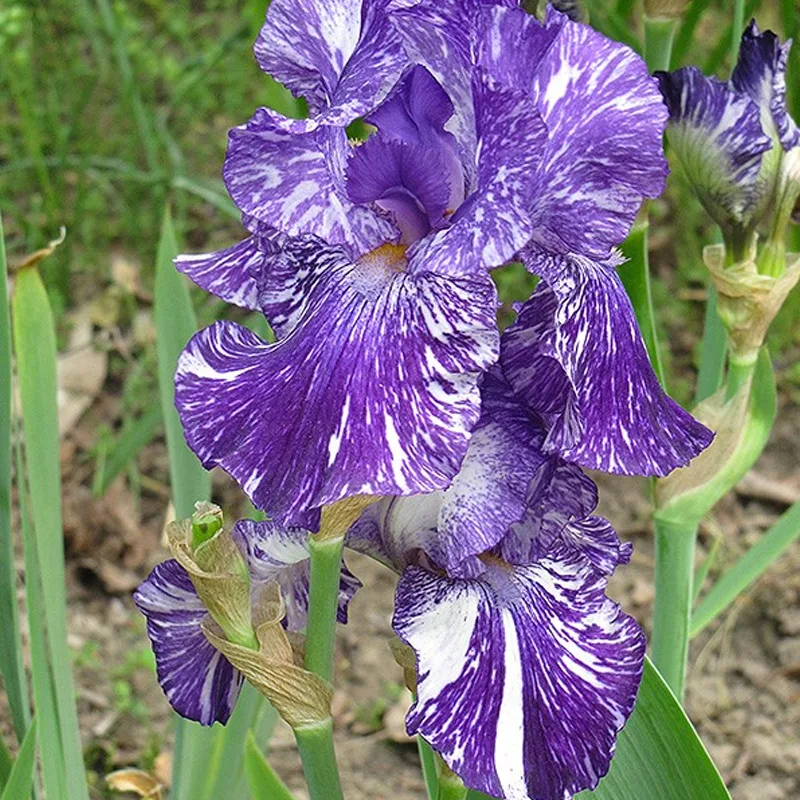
[{"left": 106, "top": 768, "right": 163, "bottom": 799}]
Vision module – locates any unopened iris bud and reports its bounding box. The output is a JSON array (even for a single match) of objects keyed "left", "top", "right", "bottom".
[{"left": 167, "top": 502, "right": 257, "bottom": 650}]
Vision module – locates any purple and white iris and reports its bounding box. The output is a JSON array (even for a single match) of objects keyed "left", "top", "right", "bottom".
[
  {"left": 133, "top": 518, "right": 359, "bottom": 725},
  {"left": 151, "top": 1, "right": 717, "bottom": 795},
  {"left": 656, "top": 21, "right": 800, "bottom": 245},
  {"left": 347, "top": 368, "right": 644, "bottom": 799},
  {"left": 173, "top": 0, "right": 711, "bottom": 524}
]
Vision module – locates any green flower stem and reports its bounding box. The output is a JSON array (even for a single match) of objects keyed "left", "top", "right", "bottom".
[
  {"left": 644, "top": 16, "right": 678, "bottom": 73},
  {"left": 294, "top": 720, "right": 343, "bottom": 800},
  {"left": 295, "top": 533, "right": 345, "bottom": 799},
  {"left": 304, "top": 533, "right": 345, "bottom": 682},
  {"left": 650, "top": 517, "right": 697, "bottom": 701},
  {"left": 418, "top": 737, "right": 440, "bottom": 800},
  {"left": 725, "top": 357, "right": 757, "bottom": 401},
  {"left": 732, "top": 0, "right": 745, "bottom": 60}
]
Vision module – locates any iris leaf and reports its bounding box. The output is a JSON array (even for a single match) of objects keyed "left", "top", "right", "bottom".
[
  {"left": 0, "top": 719, "right": 37, "bottom": 800},
  {"left": 244, "top": 730, "right": 296, "bottom": 800}
]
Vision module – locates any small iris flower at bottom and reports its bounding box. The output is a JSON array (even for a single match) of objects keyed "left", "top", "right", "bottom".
[
  {"left": 346, "top": 370, "right": 645, "bottom": 800},
  {"left": 133, "top": 506, "right": 360, "bottom": 726}
]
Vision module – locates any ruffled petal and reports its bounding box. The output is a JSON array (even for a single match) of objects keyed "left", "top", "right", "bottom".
[
  {"left": 478, "top": 6, "right": 668, "bottom": 257},
  {"left": 504, "top": 250, "right": 713, "bottom": 477},
  {"left": 133, "top": 560, "right": 243, "bottom": 726},
  {"left": 254, "top": 0, "right": 406, "bottom": 125},
  {"left": 223, "top": 110, "right": 395, "bottom": 251},
  {"left": 175, "top": 241, "right": 499, "bottom": 519},
  {"left": 408, "top": 70, "right": 547, "bottom": 276},
  {"left": 394, "top": 544, "right": 645, "bottom": 800},
  {"left": 731, "top": 20, "right": 800, "bottom": 151},
  {"left": 233, "top": 519, "right": 360, "bottom": 630},
  {"left": 656, "top": 66, "right": 772, "bottom": 229}
]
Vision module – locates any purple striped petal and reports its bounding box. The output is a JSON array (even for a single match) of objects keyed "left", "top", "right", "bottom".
[
  {"left": 175, "top": 241, "right": 499, "bottom": 519},
  {"left": 133, "top": 560, "right": 243, "bottom": 726},
  {"left": 477, "top": 6, "right": 668, "bottom": 257},
  {"left": 223, "top": 110, "right": 395, "bottom": 251},
  {"left": 732, "top": 20, "right": 800, "bottom": 151},
  {"left": 504, "top": 250, "right": 713, "bottom": 477},
  {"left": 656, "top": 67, "right": 772, "bottom": 229},
  {"left": 232, "top": 519, "right": 360, "bottom": 630},
  {"left": 254, "top": 0, "right": 406, "bottom": 125},
  {"left": 408, "top": 70, "right": 547, "bottom": 276},
  {"left": 394, "top": 542, "right": 645, "bottom": 800}
]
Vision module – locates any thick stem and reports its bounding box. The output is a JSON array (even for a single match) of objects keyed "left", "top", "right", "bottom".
[
  {"left": 294, "top": 720, "right": 343, "bottom": 800},
  {"left": 725, "top": 356, "right": 756, "bottom": 402},
  {"left": 651, "top": 517, "right": 697, "bottom": 701},
  {"left": 304, "top": 534, "right": 345, "bottom": 682},
  {"left": 295, "top": 533, "right": 345, "bottom": 799},
  {"left": 644, "top": 16, "right": 678, "bottom": 72},
  {"left": 732, "top": 0, "right": 745, "bottom": 62}
]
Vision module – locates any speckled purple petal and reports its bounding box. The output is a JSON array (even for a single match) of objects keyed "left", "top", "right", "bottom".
[
  {"left": 732, "top": 20, "right": 800, "bottom": 151},
  {"left": 254, "top": 0, "right": 406, "bottom": 126},
  {"left": 232, "top": 519, "right": 360, "bottom": 630},
  {"left": 175, "top": 241, "right": 499, "bottom": 519},
  {"left": 394, "top": 543, "right": 645, "bottom": 800},
  {"left": 478, "top": 6, "right": 668, "bottom": 257},
  {"left": 437, "top": 368, "right": 548, "bottom": 577},
  {"left": 656, "top": 66, "right": 772, "bottom": 229},
  {"left": 223, "top": 110, "right": 395, "bottom": 251},
  {"left": 504, "top": 250, "right": 713, "bottom": 477},
  {"left": 133, "top": 560, "right": 243, "bottom": 726},
  {"left": 408, "top": 70, "right": 547, "bottom": 276}
]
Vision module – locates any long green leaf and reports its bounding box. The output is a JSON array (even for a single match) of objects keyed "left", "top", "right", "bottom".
[
  {"left": 15, "top": 435, "right": 64, "bottom": 799},
  {"left": 0, "top": 733, "right": 12, "bottom": 791},
  {"left": 13, "top": 267, "right": 88, "bottom": 799},
  {"left": 467, "top": 659, "right": 729, "bottom": 800},
  {"left": 244, "top": 731, "right": 296, "bottom": 800},
  {"left": 0, "top": 216, "right": 30, "bottom": 742},
  {"left": 0, "top": 720, "right": 38, "bottom": 800},
  {"left": 691, "top": 498, "right": 800, "bottom": 636},
  {"left": 694, "top": 284, "right": 727, "bottom": 404}
]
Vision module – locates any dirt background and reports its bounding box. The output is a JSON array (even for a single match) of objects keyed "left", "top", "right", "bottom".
[{"left": 4, "top": 385, "right": 796, "bottom": 798}]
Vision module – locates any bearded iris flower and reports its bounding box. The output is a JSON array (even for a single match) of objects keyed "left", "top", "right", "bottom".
[
  {"left": 656, "top": 21, "right": 800, "bottom": 254},
  {"left": 347, "top": 368, "right": 644, "bottom": 800},
  {"left": 133, "top": 518, "right": 359, "bottom": 725},
  {"left": 173, "top": 0, "right": 710, "bottom": 525}
]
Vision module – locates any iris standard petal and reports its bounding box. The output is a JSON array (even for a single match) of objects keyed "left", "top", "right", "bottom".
[
  {"left": 477, "top": 6, "right": 668, "bottom": 258},
  {"left": 503, "top": 250, "right": 713, "bottom": 477},
  {"left": 394, "top": 543, "right": 645, "bottom": 800},
  {"left": 133, "top": 560, "right": 243, "bottom": 726},
  {"left": 175, "top": 241, "right": 499, "bottom": 519},
  {"left": 232, "top": 518, "right": 361, "bottom": 630},
  {"left": 254, "top": 0, "right": 406, "bottom": 126}
]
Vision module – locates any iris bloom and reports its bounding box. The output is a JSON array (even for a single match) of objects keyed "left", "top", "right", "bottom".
[
  {"left": 134, "top": 519, "right": 359, "bottom": 725},
  {"left": 656, "top": 21, "right": 800, "bottom": 251},
  {"left": 173, "top": 0, "right": 711, "bottom": 524},
  {"left": 347, "top": 367, "right": 644, "bottom": 800}
]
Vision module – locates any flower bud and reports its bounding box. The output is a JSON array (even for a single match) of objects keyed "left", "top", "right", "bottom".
[
  {"left": 203, "top": 587, "right": 333, "bottom": 729},
  {"left": 167, "top": 502, "right": 257, "bottom": 650},
  {"left": 704, "top": 244, "right": 800, "bottom": 366}
]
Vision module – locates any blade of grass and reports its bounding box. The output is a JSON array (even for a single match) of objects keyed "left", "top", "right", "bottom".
[
  {"left": 0, "top": 216, "right": 30, "bottom": 742},
  {"left": 0, "top": 719, "right": 37, "bottom": 800},
  {"left": 691, "top": 498, "right": 800, "bottom": 637},
  {"left": 244, "top": 731, "right": 296, "bottom": 800},
  {"left": 0, "top": 734, "right": 12, "bottom": 791},
  {"left": 94, "top": 405, "right": 163, "bottom": 497},
  {"left": 13, "top": 266, "right": 88, "bottom": 799}
]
